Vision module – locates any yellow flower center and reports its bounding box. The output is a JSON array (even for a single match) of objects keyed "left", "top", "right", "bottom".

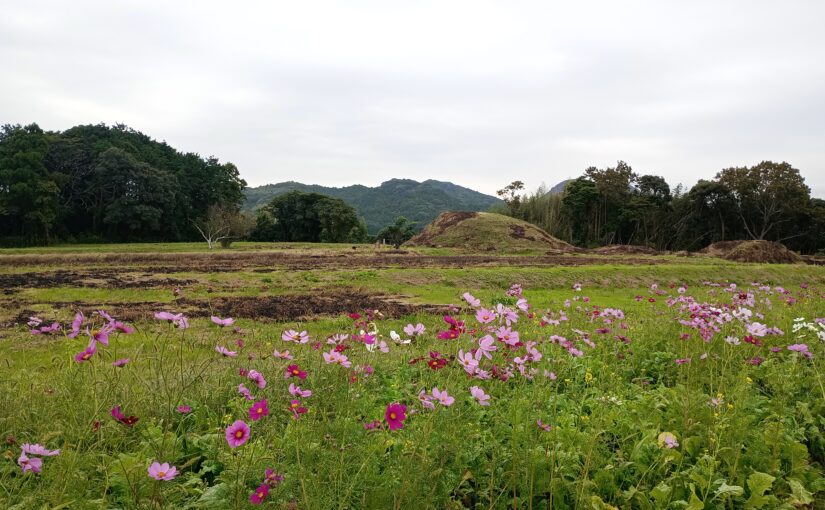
[
  {"left": 157, "top": 471, "right": 166, "bottom": 478},
  {"left": 258, "top": 491, "right": 265, "bottom": 498},
  {"left": 257, "top": 408, "right": 263, "bottom": 414},
  {"left": 235, "top": 430, "right": 244, "bottom": 438},
  {"left": 389, "top": 412, "right": 396, "bottom": 420}
]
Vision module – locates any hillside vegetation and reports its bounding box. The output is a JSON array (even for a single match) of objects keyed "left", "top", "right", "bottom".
[
  {"left": 244, "top": 179, "right": 501, "bottom": 233},
  {"left": 406, "top": 211, "right": 573, "bottom": 253}
]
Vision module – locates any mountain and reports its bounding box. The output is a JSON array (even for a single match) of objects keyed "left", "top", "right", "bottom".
[
  {"left": 547, "top": 179, "right": 572, "bottom": 195},
  {"left": 243, "top": 179, "right": 502, "bottom": 233}
]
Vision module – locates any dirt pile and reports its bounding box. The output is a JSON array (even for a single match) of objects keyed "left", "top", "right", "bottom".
[
  {"left": 405, "top": 212, "right": 573, "bottom": 253},
  {"left": 702, "top": 240, "right": 803, "bottom": 264}
]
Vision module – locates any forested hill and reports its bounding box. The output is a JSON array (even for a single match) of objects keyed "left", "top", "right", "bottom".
[
  {"left": 243, "top": 179, "right": 502, "bottom": 233},
  {"left": 0, "top": 123, "right": 246, "bottom": 245}
]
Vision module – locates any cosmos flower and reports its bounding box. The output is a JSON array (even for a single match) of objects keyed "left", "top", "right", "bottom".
[
  {"left": 111, "top": 405, "right": 139, "bottom": 427},
  {"left": 475, "top": 308, "right": 496, "bottom": 324},
  {"left": 403, "top": 323, "right": 426, "bottom": 336},
  {"left": 21, "top": 443, "right": 60, "bottom": 456},
  {"left": 215, "top": 345, "right": 238, "bottom": 357},
  {"left": 225, "top": 419, "right": 250, "bottom": 448},
  {"left": 288, "top": 383, "right": 312, "bottom": 398},
  {"left": 74, "top": 341, "right": 97, "bottom": 363},
  {"left": 470, "top": 386, "right": 490, "bottom": 406},
  {"left": 147, "top": 461, "right": 178, "bottom": 480},
  {"left": 176, "top": 405, "right": 192, "bottom": 414},
  {"left": 282, "top": 330, "right": 311, "bottom": 343},
  {"left": 211, "top": 315, "right": 235, "bottom": 327},
  {"left": 273, "top": 349, "right": 294, "bottom": 360},
  {"left": 249, "top": 483, "right": 270, "bottom": 505},
  {"left": 431, "top": 387, "right": 455, "bottom": 407},
  {"left": 238, "top": 383, "right": 255, "bottom": 400},
  {"left": 18, "top": 452, "right": 42, "bottom": 474},
  {"left": 657, "top": 432, "right": 679, "bottom": 449},
  {"left": 112, "top": 358, "right": 130, "bottom": 367},
  {"left": 249, "top": 400, "right": 269, "bottom": 421},
  {"left": 463, "top": 292, "right": 481, "bottom": 307},
  {"left": 247, "top": 369, "right": 267, "bottom": 389},
  {"left": 285, "top": 364, "right": 307, "bottom": 380},
  {"left": 385, "top": 403, "right": 407, "bottom": 430}
]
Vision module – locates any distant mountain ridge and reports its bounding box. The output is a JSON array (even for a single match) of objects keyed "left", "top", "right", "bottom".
[{"left": 243, "top": 178, "right": 502, "bottom": 233}]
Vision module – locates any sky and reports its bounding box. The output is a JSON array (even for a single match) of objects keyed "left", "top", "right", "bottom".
[{"left": 2, "top": 1, "right": 824, "bottom": 197}]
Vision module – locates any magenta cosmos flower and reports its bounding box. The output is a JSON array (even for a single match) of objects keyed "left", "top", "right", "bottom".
[
  {"left": 21, "top": 443, "right": 60, "bottom": 456},
  {"left": 384, "top": 403, "right": 407, "bottom": 430},
  {"left": 249, "top": 400, "right": 269, "bottom": 421},
  {"left": 211, "top": 315, "right": 235, "bottom": 327},
  {"left": 112, "top": 358, "right": 130, "bottom": 367},
  {"left": 247, "top": 369, "right": 267, "bottom": 389},
  {"left": 176, "top": 405, "right": 192, "bottom": 414},
  {"left": 288, "top": 383, "right": 311, "bottom": 398},
  {"left": 285, "top": 364, "right": 307, "bottom": 380},
  {"left": 225, "top": 419, "right": 250, "bottom": 448},
  {"left": 147, "top": 461, "right": 178, "bottom": 480},
  {"left": 74, "top": 341, "right": 97, "bottom": 363},
  {"left": 249, "top": 482, "right": 270, "bottom": 505}
]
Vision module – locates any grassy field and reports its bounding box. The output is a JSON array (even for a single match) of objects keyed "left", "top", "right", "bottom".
[{"left": 1, "top": 243, "right": 824, "bottom": 508}]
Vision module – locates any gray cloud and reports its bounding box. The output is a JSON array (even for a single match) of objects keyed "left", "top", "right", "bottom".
[{"left": 2, "top": 0, "right": 824, "bottom": 197}]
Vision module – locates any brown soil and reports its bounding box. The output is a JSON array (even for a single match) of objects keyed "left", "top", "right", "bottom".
[
  {"left": 9, "top": 291, "right": 452, "bottom": 325},
  {"left": 702, "top": 240, "right": 802, "bottom": 264},
  {"left": 0, "top": 270, "right": 195, "bottom": 289},
  {"left": 0, "top": 252, "right": 673, "bottom": 273},
  {"left": 591, "top": 245, "right": 660, "bottom": 255}
]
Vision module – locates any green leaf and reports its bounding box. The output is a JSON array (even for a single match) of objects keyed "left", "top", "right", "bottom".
[
  {"left": 194, "top": 483, "right": 232, "bottom": 509},
  {"left": 714, "top": 482, "right": 744, "bottom": 499},
  {"left": 787, "top": 478, "right": 813, "bottom": 506},
  {"left": 650, "top": 481, "right": 672, "bottom": 507},
  {"left": 686, "top": 484, "right": 705, "bottom": 510},
  {"left": 744, "top": 471, "right": 775, "bottom": 509}
]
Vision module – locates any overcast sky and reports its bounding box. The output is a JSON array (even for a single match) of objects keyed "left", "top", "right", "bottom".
[{"left": 2, "top": 1, "right": 824, "bottom": 197}]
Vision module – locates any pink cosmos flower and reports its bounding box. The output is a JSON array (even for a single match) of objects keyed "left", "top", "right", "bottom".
[
  {"left": 112, "top": 321, "right": 134, "bottom": 334},
  {"left": 74, "top": 341, "right": 97, "bottom": 363},
  {"left": 285, "top": 364, "right": 307, "bottom": 380},
  {"left": 463, "top": 292, "right": 481, "bottom": 307},
  {"left": 154, "top": 311, "right": 189, "bottom": 329},
  {"left": 18, "top": 452, "right": 42, "bottom": 474},
  {"left": 273, "top": 349, "right": 294, "bottom": 360},
  {"left": 211, "top": 315, "right": 235, "bottom": 327},
  {"left": 403, "top": 323, "right": 426, "bottom": 336},
  {"left": 288, "top": 383, "right": 312, "bottom": 398},
  {"left": 112, "top": 358, "right": 130, "bottom": 367},
  {"left": 476, "top": 335, "right": 497, "bottom": 360},
  {"left": 385, "top": 403, "right": 407, "bottom": 430},
  {"left": 225, "top": 419, "right": 250, "bottom": 448},
  {"left": 147, "top": 461, "right": 178, "bottom": 480},
  {"left": 323, "top": 350, "right": 352, "bottom": 368},
  {"left": 537, "top": 419, "right": 553, "bottom": 432},
  {"left": 470, "top": 386, "right": 490, "bottom": 406},
  {"left": 176, "top": 405, "right": 192, "bottom": 414},
  {"left": 249, "top": 400, "right": 269, "bottom": 421},
  {"left": 250, "top": 483, "right": 270, "bottom": 505},
  {"left": 674, "top": 358, "right": 691, "bottom": 365},
  {"left": 238, "top": 383, "right": 254, "bottom": 400},
  {"left": 475, "top": 308, "right": 496, "bottom": 324},
  {"left": 67, "top": 312, "right": 84, "bottom": 338},
  {"left": 516, "top": 298, "right": 529, "bottom": 313},
  {"left": 282, "top": 329, "right": 310, "bottom": 343},
  {"left": 215, "top": 345, "right": 238, "bottom": 357},
  {"left": 247, "top": 369, "right": 267, "bottom": 389},
  {"left": 457, "top": 349, "right": 479, "bottom": 374},
  {"left": 495, "top": 326, "right": 519, "bottom": 346},
  {"left": 21, "top": 443, "right": 60, "bottom": 456},
  {"left": 431, "top": 387, "right": 455, "bottom": 406},
  {"left": 417, "top": 389, "right": 436, "bottom": 409},
  {"left": 92, "top": 325, "right": 113, "bottom": 346},
  {"left": 788, "top": 343, "right": 813, "bottom": 358},
  {"left": 544, "top": 370, "right": 557, "bottom": 380}
]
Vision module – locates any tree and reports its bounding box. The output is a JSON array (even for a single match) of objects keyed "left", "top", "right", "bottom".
[
  {"left": 497, "top": 181, "right": 525, "bottom": 217},
  {"left": 194, "top": 205, "right": 251, "bottom": 249},
  {"left": 0, "top": 124, "right": 61, "bottom": 243},
  {"left": 717, "top": 161, "right": 810, "bottom": 241},
  {"left": 376, "top": 217, "right": 417, "bottom": 248},
  {"left": 259, "top": 191, "right": 363, "bottom": 243}
]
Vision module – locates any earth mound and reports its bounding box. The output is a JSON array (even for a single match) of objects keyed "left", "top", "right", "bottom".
[
  {"left": 702, "top": 240, "right": 803, "bottom": 264},
  {"left": 405, "top": 211, "right": 573, "bottom": 253}
]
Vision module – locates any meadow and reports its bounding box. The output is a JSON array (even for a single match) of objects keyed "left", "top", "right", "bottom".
[{"left": 1, "top": 243, "right": 824, "bottom": 509}]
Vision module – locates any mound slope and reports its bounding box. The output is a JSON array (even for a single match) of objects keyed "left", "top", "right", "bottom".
[
  {"left": 702, "top": 240, "right": 803, "bottom": 264},
  {"left": 405, "top": 212, "right": 573, "bottom": 253}
]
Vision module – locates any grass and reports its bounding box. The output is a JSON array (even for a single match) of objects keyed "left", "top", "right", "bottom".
[{"left": 0, "top": 244, "right": 824, "bottom": 508}]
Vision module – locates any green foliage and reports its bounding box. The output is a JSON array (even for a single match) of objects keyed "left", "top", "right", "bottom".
[
  {"left": 253, "top": 190, "right": 365, "bottom": 243},
  {"left": 0, "top": 123, "right": 246, "bottom": 244},
  {"left": 376, "top": 216, "right": 416, "bottom": 248},
  {"left": 243, "top": 178, "right": 502, "bottom": 234}
]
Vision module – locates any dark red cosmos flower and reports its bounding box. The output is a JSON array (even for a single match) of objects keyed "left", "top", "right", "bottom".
[{"left": 111, "top": 405, "right": 139, "bottom": 427}]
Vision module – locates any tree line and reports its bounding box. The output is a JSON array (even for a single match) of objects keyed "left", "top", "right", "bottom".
[
  {"left": 0, "top": 123, "right": 247, "bottom": 245},
  {"left": 498, "top": 160, "right": 824, "bottom": 254}
]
